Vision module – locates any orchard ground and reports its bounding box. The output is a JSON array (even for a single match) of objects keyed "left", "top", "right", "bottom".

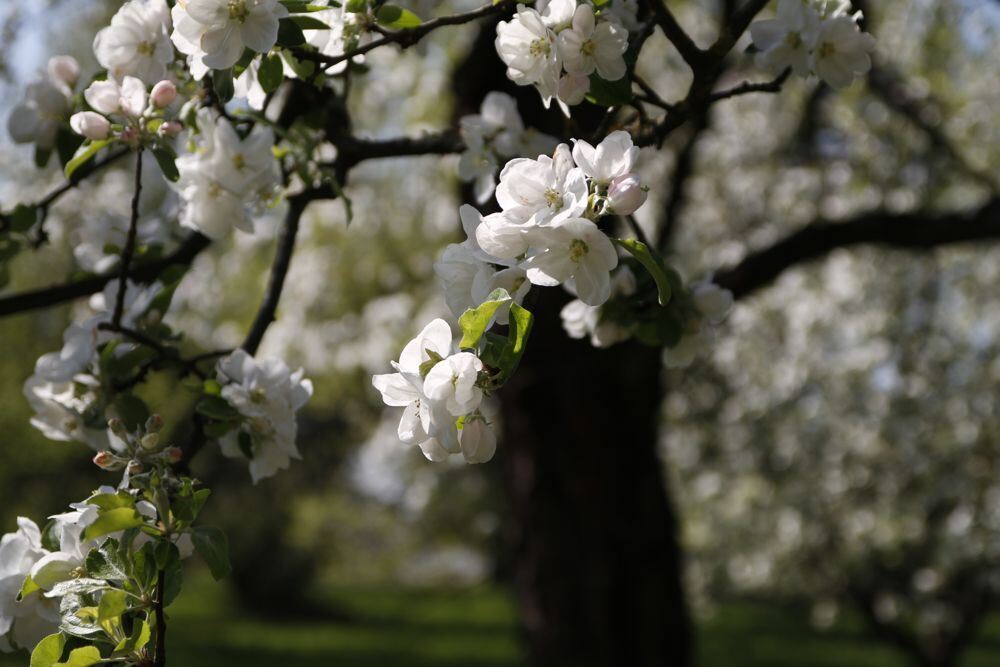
[{"left": 3, "top": 572, "right": 1000, "bottom": 667}]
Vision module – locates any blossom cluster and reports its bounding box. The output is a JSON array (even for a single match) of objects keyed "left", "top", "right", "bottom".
[
  {"left": 496, "top": 0, "right": 637, "bottom": 112},
  {"left": 0, "top": 487, "right": 192, "bottom": 652},
  {"left": 7, "top": 56, "right": 78, "bottom": 151},
  {"left": 458, "top": 92, "right": 558, "bottom": 204},
  {"left": 750, "top": 0, "right": 875, "bottom": 89},
  {"left": 173, "top": 108, "right": 281, "bottom": 239},
  {"left": 71, "top": 76, "right": 181, "bottom": 143},
  {"left": 373, "top": 319, "right": 496, "bottom": 464},
  {"left": 440, "top": 130, "right": 646, "bottom": 314}
]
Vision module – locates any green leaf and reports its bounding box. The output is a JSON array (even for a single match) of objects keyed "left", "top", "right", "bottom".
[
  {"left": 64, "top": 140, "right": 112, "bottom": 181},
  {"left": 9, "top": 203, "right": 38, "bottom": 232},
  {"left": 82, "top": 508, "right": 147, "bottom": 542},
  {"left": 613, "top": 238, "right": 672, "bottom": 306},
  {"left": 586, "top": 73, "right": 633, "bottom": 107},
  {"left": 277, "top": 18, "right": 306, "bottom": 46},
  {"left": 258, "top": 53, "right": 285, "bottom": 94},
  {"left": 195, "top": 395, "right": 240, "bottom": 421},
  {"left": 85, "top": 493, "right": 135, "bottom": 512},
  {"left": 151, "top": 145, "right": 179, "bottom": 182},
  {"left": 375, "top": 3, "right": 422, "bottom": 28},
  {"left": 30, "top": 633, "right": 65, "bottom": 667},
  {"left": 213, "top": 68, "right": 235, "bottom": 104},
  {"left": 114, "top": 619, "right": 150, "bottom": 657},
  {"left": 97, "top": 589, "right": 127, "bottom": 623},
  {"left": 280, "top": 0, "right": 336, "bottom": 11},
  {"left": 191, "top": 526, "right": 232, "bottom": 581},
  {"left": 458, "top": 288, "right": 512, "bottom": 350},
  {"left": 498, "top": 302, "right": 533, "bottom": 380},
  {"left": 54, "top": 646, "right": 102, "bottom": 667},
  {"left": 281, "top": 51, "right": 316, "bottom": 80},
  {"left": 160, "top": 542, "right": 184, "bottom": 606},
  {"left": 18, "top": 574, "right": 41, "bottom": 601},
  {"left": 86, "top": 539, "right": 130, "bottom": 582},
  {"left": 45, "top": 579, "right": 114, "bottom": 598},
  {"left": 345, "top": 0, "right": 367, "bottom": 12},
  {"left": 290, "top": 15, "right": 330, "bottom": 30}
]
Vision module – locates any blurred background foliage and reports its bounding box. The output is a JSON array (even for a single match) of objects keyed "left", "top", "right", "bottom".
[{"left": 0, "top": 0, "right": 998, "bottom": 665}]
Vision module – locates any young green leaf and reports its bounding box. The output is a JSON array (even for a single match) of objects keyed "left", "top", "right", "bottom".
[
  {"left": 64, "top": 140, "right": 112, "bottom": 181},
  {"left": 18, "top": 574, "right": 41, "bottom": 601},
  {"left": 9, "top": 204, "right": 38, "bottom": 232},
  {"left": 113, "top": 619, "right": 150, "bottom": 657},
  {"left": 458, "top": 288, "right": 512, "bottom": 350},
  {"left": 82, "top": 508, "right": 147, "bottom": 542},
  {"left": 375, "top": 4, "right": 422, "bottom": 28},
  {"left": 586, "top": 73, "right": 633, "bottom": 107},
  {"left": 191, "top": 526, "right": 232, "bottom": 581},
  {"left": 53, "top": 646, "right": 102, "bottom": 667},
  {"left": 86, "top": 539, "right": 131, "bottom": 582},
  {"left": 277, "top": 18, "right": 307, "bottom": 46},
  {"left": 30, "top": 633, "right": 65, "bottom": 667},
  {"left": 498, "top": 301, "right": 534, "bottom": 380},
  {"left": 212, "top": 68, "right": 235, "bottom": 103},
  {"left": 613, "top": 238, "right": 672, "bottom": 306},
  {"left": 97, "top": 589, "right": 127, "bottom": 623},
  {"left": 258, "top": 53, "right": 285, "bottom": 93},
  {"left": 151, "top": 145, "right": 179, "bottom": 182},
  {"left": 290, "top": 15, "right": 330, "bottom": 30}
]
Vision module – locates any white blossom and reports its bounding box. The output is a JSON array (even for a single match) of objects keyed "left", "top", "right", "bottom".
[
  {"left": 23, "top": 377, "right": 110, "bottom": 451},
  {"left": 174, "top": 109, "right": 280, "bottom": 239},
  {"left": 810, "top": 14, "right": 875, "bottom": 89},
  {"left": 93, "top": 0, "right": 174, "bottom": 84},
  {"left": 459, "top": 413, "right": 497, "bottom": 464},
  {"left": 216, "top": 350, "right": 313, "bottom": 483},
  {"left": 170, "top": 1, "right": 212, "bottom": 79},
  {"left": 0, "top": 519, "right": 57, "bottom": 653},
  {"left": 692, "top": 281, "right": 734, "bottom": 324},
  {"left": 571, "top": 130, "right": 639, "bottom": 185},
  {"left": 305, "top": 5, "right": 370, "bottom": 74},
  {"left": 557, "top": 4, "right": 628, "bottom": 81},
  {"left": 495, "top": 5, "right": 561, "bottom": 107},
  {"left": 523, "top": 217, "right": 620, "bottom": 306},
  {"left": 7, "top": 57, "right": 75, "bottom": 150},
  {"left": 84, "top": 76, "right": 149, "bottom": 118},
  {"left": 560, "top": 265, "right": 637, "bottom": 347},
  {"left": 182, "top": 0, "right": 288, "bottom": 70},
  {"left": 606, "top": 172, "right": 647, "bottom": 215},
  {"left": 423, "top": 352, "right": 484, "bottom": 417},
  {"left": 495, "top": 145, "right": 588, "bottom": 225},
  {"left": 749, "top": 0, "right": 821, "bottom": 77},
  {"left": 70, "top": 112, "right": 111, "bottom": 141}
]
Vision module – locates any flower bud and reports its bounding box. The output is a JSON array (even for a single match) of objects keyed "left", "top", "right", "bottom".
[
  {"left": 145, "top": 414, "right": 164, "bottom": 433},
  {"left": 150, "top": 80, "right": 177, "bottom": 108},
  {"left": 557, "top": 73, "right": 590, "bottom": 106},
  {"left": 108, "top": 418, "right": 129, "bottom": 439},
  {"left": 691, "top": 282, "right": 734, "bottom": 324},
  {"left": 140, "top": 433, "right": 161, "bottom": 451},
  {"left": 607, "top": 173, "right": 647, "bottom": 216},
  {"left": 158, "top": 121, "right": 183, "bottom": 138},
  {"left": 165, "top": 447, "right": 184, "bottom": 464},
  {"left": 47, "top": 55, "right": 80, "bottom": 88},
  {"left": 459, "top": 415, "right": 496, "bottom": 464},
  {"left": 70, "top": 112, "right": 111, "bottom": 141},
  {"left": 93, "top": 451, "right": 119, "bottom": 470},
  {"left": 127, "top": 460, "right": 144, "bottom": 475}
]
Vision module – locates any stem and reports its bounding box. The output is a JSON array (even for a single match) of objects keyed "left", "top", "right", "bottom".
[
  {"left": 112, "top": 149, "right": 144, "bottom": 327},
  {"left": 153, "top": 569, "right": 166, "bottom": 667}
]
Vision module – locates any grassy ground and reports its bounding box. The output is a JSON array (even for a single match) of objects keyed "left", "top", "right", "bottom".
[{"left": 4, "top": 578, "right": 1000, "bottom": 666}]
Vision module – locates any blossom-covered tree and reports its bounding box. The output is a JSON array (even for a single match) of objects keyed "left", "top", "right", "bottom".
[{"left": 0, "top": 0, "right": 995, "bottom": 665}]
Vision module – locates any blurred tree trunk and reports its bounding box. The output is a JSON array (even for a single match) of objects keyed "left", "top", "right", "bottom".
[{"left": 498, "top": 289, "right": 692, "bottom": 667}]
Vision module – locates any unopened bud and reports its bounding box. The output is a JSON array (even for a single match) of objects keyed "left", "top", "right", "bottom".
[
  {"left": 140, "top": 433, "right": 161, "bottom": 451},
  {"left": 108, "top": 418, "right": 128, "bottom": 439},
  {"left": 70, "top": 112, "right": 111, "bottom": 141},
  {"left": 145, "top": 414, "right": 164, "bottom": 434},
  {"left": 158, "top": 120, "right": 182, "bottom": 138},
  {"left": 127, "top": 460, "right": 144, "bottom": 475},
  {"left": 607, "top": 173, "right": 647, "bottom": 216},
  {"left": 150, "top": 80, "right": 177, "bottom": 108},
  {"left": 165, "top": 447, "right": 183, "bottom": 464},
  {"left": 93, "top": 451, "right": 118, "bottom": 470},
  {"left": 48, "top": 55, "right": 80, "bottom": 88}
]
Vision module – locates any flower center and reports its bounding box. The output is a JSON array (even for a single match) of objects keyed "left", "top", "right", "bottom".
[
  {"left": 569, "top": 239, "right": 589, "bottom": 263},
  {"left": 784, "top": 32, "right": 803, "bottom": 49},
  {"left": 137, "top": 41, "right": 156, "bottom": 56},
  {"left": 232, "top": 153, "right": 246, "bottom": 170},
  {"left": 228, "top": 0, "right": 249, "bottom": 22},
  {"left": 581, "top": 39, "right": 596, "bottom": 56},
  {"left": 529, "top": 38, "right": 551, "bottom": 57},
  {"left": 250, "top": 387, "right": 267, "bottom": 403},
  {"left": 249, "top": 416, "right": 273, "bottom": 435},
  {"left": 818, "top": 41, "right": 837, "bottom": 58},
  {"left": 544, "top": 187, "right": 562, "bottom": 208},
  {"left": 512, "top": 277, "right": 526, "bottom": 291}
]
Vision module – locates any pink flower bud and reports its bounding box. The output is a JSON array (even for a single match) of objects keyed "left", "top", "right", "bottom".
[
  {"left": 146, "top": 414, "right": 164, "bottom": 433},
  {"left": 93, "top": 451, "right": 118, "bottom": 470},
  {"left": 70, "top": 112, "right": 111, "bottom": 141},
  {"left": 108, "top": 418, "right": 128, "bottom": 439},
  {"left": 128, "top": 460, "right": 144, "bottom": 475},
  {"left": 607, "top": 173, "right": 647, "bottom": 216},
  {"left": 165, "top": 447, "right": 184, "bottom": 464},
  {"left": 48, "top": 55, "right": 80, "bottom": 88},
  {"left": 158, "top": 121, "right": 183, "bottom": 138},
  {"left": 150, "top": 80, "right": 177, "bottom": 108}
]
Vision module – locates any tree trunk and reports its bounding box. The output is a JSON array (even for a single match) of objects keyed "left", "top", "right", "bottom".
[{"left": 498, "top": 288, "right": 693, "bottom": 667}]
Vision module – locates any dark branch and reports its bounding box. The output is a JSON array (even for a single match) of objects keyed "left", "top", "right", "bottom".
[
  {"left": 334, "top": 129, "right": 464, "bottom": 169},
  {"left": 292, "top": 0, "right": 517, "bottom": 69},
  {"left": 111, "top": 149, "right": 143, "bottom": 326},
  {"left": 645, "top": 0, "right": 706, "bottom": 71},
  {"left": 240, "top": 196, "right": 309, "bottom": 355},
  {"left": 715, "top": 198, "right": 1000, "bottom": 300},
  {"left": 709, "top": 67, "right": 791, "bottom": 102},
  {"left": 0, "top": 232, "right": 210, "bottom": 317}
]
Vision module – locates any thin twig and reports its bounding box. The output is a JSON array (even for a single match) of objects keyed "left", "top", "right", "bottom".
[
  {"left": 111, "top": 149, "right": 143, "bottom": 326},
  {"left": 292, "top": 0, "right": 517, "bottom": 69},
  {"left": 153, "top": 569, "right": 166, "bottom": 667},
  {"left": 644, "top": 0, "right": 705, "bottom": 70},
  {"left": 709, "top": 68, "right": 792, "bottom": 102}
]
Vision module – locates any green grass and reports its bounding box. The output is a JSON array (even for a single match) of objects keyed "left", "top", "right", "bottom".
[{"left": 4, "top": 579, "right": 1000, "bottom": 666}]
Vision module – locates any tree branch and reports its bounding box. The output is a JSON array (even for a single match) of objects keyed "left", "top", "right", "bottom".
[
  {"left": 645, "top": 0, "right": 705, "bottom": 71},
  {"left": 715, "top": 198, "right": 1000, "bottom": 300},
  {"left": 709, "top": 67, "right": 791, "bottom": 102},
  {"left": 0, "top": 232, "right": 210, "bottom": 317},
  {"left": 292, "top": 0, "right": 517, "bottom": 69},
  {"left": 111, "top": 149, "right": 143, "bottom": 326}
]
